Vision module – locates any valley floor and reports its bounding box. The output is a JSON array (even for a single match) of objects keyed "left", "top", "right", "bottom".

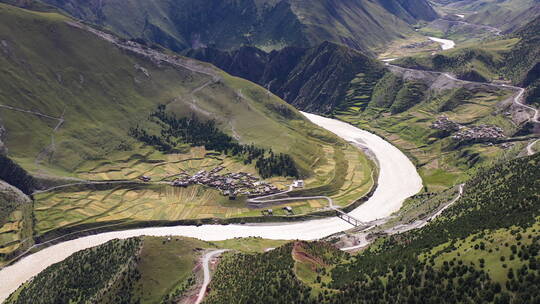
[{"left": 0, "top": 112, "right": 422, "bottom": 302}]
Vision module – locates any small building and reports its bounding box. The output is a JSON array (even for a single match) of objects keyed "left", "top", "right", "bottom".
[
  {"left": 283, "top": 206, "right": 293, "bottom": 213},
  {"left": 139, "top": 175, "right": 151, "bottom": 182},
  {"left": 267, "top": 209, "right": 273, "bottom": 215},
  {"left": 293, "top": 180, "right": 304, "bottom": 188}
]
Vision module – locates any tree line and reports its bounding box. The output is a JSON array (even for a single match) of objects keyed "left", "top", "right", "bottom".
[
  {"left": 129, "top": 105, "right": 299, "bottom": 178},
  {"left": 202, "top": 154, "right": 540, "bottom": 303}
]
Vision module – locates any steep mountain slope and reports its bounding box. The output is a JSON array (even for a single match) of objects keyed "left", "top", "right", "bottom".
[
  {"left": 185, "top": 42, "right": 386, "bottom": 113},
  {"left": 203, "top": 154, "right": 540, "bottom": 303},
  {"left": 431, "top": 0, "right": 540, "bottom": 32},
  {"left": 16, "top": 0, "right": 437, "bottom": 52},
  {"left": 0, "top": 3, "right": 336, "bottom": 177},
  {"left": 395, "top": 16, "right": 540, "bottom": 106},
  {"left": 0, "top": 3, "right": 373, "bottom": 262},
  {"left": 4, "top": 237, "right": 213, "bottom": 304}
]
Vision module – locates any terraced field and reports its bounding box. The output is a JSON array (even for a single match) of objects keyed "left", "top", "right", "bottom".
[
  {"left": 338, "top": 87, "right": 517, "bottom": 191},
  {"left": 76, "top": 146, "right": 266, "bottom": 183},
  {"left": 34, "top": 185, "right": 332, "bottom": 235},
  {"left": 0, "top": 204, "right": 32, "bottom": 258},
  {"left": 33, "top": 142, "right": 374, "bottom": 236}
]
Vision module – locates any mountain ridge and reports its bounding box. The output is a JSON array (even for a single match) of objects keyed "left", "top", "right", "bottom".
[
  {"left": 7, "top": 0, "right": 437, "bottom": 53},
  {"left": 185, "top": 41, "right": 386, "bottom": 113}
]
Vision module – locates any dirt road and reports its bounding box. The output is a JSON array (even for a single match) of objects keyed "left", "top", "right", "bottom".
[{"left": 195, "top": 249, "right": 229, "bottom": 304}]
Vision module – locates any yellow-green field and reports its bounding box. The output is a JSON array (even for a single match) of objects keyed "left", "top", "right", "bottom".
[
  {"left": 0, "top": 204, "right": 33, "bottom": 257},
  {"left": 331, "top": 145, "right": 375, "bottom": 206},
  {"left": 34, "top": 185, "right": 333, "bottom": 234},
  {"left": 33, "top": 143, "right": 374, "bottom": 235}
]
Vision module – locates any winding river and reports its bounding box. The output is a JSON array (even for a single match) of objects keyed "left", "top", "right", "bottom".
[
  {"left": 428, "top": 36, "right": 456, "bottom": 50},
  {"left": 0, "top": 112, "right": 422, "bottom": 301}
]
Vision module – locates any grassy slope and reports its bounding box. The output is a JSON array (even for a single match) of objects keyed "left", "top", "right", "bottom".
[
  {"left": 132, "top": 237, "right": 209, "bottom": 304},
  {"left": 0, "top": 3, "right": 339, "bottom": 177},
  {"left": 26, "top": 0, "right": 436, "bottom": 53},
  {"left": 393, "top": 38, "right": 521, "bottom": 82},
  {"left": 198, "top": 154, "right": 540, "bottom": 303},
  {"left": 337, "top": 72, "right": 516, "bottom": 190},
  {"left": 211, "top": 237, "right": 289, "bottom": 253},
  {"left": 0, "top": 3, "right": 378, "bottom": 260},
  {"left": 4, "top": 236, "right": 214, "bottom": 304}
]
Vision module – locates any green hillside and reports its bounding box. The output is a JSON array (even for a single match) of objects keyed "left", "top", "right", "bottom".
[
  {"left": 394, "top": 16, "right": 540, "bottom": 106},
  {"left": 431, "top": 0, "right": 540, "bottom": 32},
  {"left": 0, "top": 3, "right": 377, "bottom": 262},
  {"left": 4, "top": 237, "right": 205, "bottom": 304},
  {"left": 186, "top": 41, "right": 386, "bottom": 113},
  {"left": 201, "top": 154, "right": 540, "bottom": 303},
  {"left": 0, "top": 3, "right": 333, "bottom": 177},
  {"left": 9, "top": 0, "right": 437, "bottom": 53}
]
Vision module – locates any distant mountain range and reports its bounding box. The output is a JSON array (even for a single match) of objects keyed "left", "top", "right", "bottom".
[
  {"left": 3, "top": 0, "right": 437, "bottom": 53},
  {"left": 431, "top": 0, "right": 540, "bottom": 32}
]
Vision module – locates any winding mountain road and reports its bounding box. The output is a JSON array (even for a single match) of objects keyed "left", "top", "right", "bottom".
[
  {"left": 2, "top": 21, "right": 537, "bottom": 303},
  {"left": 385, "top": 65, "right": 539, "bottom": 125},
  {"left": 527, "top": 139, "right": 539, "bottom": 155},
  {"left": 0, "top": 112, "right": 423, "bottom": 302},
  {"left": 407, "top": 36, "right": 539, "bottom": 125},
  {"left": 341, "top": 184, "right": 465, "bottom": 251},
  {"left": 195, "top": 249, "right": 229, "bottom": 304}
]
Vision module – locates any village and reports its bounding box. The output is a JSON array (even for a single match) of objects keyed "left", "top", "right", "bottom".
[
  {"left": 431, "top": 115, "right": 506, "bottom": 143},
  {"left": 139, "top": 166, "right": 283, "bottom": 199}
]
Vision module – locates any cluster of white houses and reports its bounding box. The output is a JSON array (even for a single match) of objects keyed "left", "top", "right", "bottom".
[
  {"left": 170, "top": 166, "right": 280, "bottom": 199},
  {"left": 432, "top": 116, "right": 506, "bottom": 143}
]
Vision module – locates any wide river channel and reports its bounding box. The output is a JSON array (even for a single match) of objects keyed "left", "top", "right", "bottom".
[{"left": 0, "top": 112, "right": 423, "bottom": 302}]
